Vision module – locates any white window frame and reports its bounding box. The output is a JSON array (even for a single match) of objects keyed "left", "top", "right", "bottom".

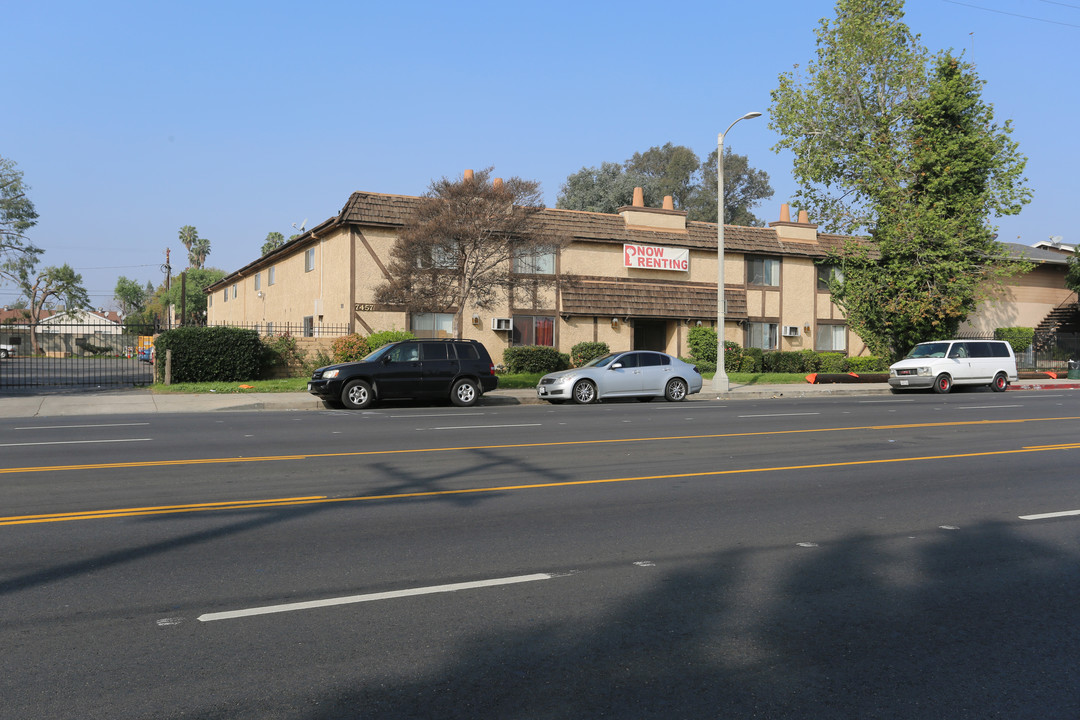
[
  {"left": 268, "top": 266, "right": 276, "bottom": 285},
  {"left": 304, "top": 248, "right": 315, "bottom": 273},
  {"left": 254, "top": 273, "right": 261, "bottom": 291}
]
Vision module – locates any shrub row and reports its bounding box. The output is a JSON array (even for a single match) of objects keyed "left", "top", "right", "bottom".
[
  {"left": 502, "top": 346, "right": 570, "bottom": 374},
  {"left": 685, "top": 326, "right": 887, "bottom": 374}
]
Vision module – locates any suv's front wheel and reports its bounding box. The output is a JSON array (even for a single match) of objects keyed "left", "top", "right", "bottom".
[
  {"left": 451, "top": 378, "right": 479, "bottom": 407},
  {"left": 341, "top": 379, "right": 374, "bottom": 409}
]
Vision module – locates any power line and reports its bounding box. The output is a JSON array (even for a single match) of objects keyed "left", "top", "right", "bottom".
[
  {"left": 1035, "top": 0, "right": 1080, "bottom": 11},
  {"left": 943, "top": 0, "right": 1080, "bottom": 27}
]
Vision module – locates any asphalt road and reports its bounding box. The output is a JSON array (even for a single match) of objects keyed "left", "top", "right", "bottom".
[{"left": 2, "top": 390, "right": 1079, "bottom": 718}]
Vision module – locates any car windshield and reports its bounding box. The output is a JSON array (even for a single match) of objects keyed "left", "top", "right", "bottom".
[
  {"left": 904, "top": 342, "right": 950, "bottom": 359},
  {"left": 360, "top": 344, "right": 396, "bottom": 362},
  {"left": 582, "top": 353, "right": 621, "bottom": 368}
]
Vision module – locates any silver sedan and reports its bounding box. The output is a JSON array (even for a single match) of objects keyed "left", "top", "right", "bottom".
[{"left": 536, "top": 351, "right": 703, "bottom": 404}]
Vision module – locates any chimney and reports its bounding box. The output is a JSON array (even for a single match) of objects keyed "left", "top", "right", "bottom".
[
  {"left": 617, "top": 188, "right": 687, "bottom": 233},
  {"left": 769, "top": 203, "right": 819, "bottom": 243},
  {"left": 464, "top": 169, "right": 474, "bottom": 182}
]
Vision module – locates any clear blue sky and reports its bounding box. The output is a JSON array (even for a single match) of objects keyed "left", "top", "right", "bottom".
[{"left": 4, "top": 0, "right": 1077, "bottom": 308}]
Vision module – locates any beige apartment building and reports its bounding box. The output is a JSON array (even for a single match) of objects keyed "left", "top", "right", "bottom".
[{"left": 207, "top": 183, "right": 871, "bottom": 363}]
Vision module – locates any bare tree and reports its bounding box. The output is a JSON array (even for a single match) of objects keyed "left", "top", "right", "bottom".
[{"left": 375, "top": 168, "right": 560, "bottom": 338}]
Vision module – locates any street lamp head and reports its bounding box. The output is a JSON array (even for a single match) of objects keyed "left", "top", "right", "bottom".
[{"left": 742, "top": 111, "right": 763, "bottom": 120}]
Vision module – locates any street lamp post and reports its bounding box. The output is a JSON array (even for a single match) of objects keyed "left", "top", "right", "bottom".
[{"left": 716, "top": 111, "right": 762, "bottom": 395}]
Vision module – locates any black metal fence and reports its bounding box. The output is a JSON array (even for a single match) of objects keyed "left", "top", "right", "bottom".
[
  {"left": 0, "top": 322, "right": 157, "bottom": 388},
  {"left": 207, "top": 321, "right": 351, "bottom": 337},
  {"left": 957, "top": 331, "right": 1080, "bottom": 372}
]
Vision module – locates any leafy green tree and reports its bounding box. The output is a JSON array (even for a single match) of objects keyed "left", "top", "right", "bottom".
[
  {"left": 625, "top": 143, "right": 701, "bottom": 210},
  {"left": 770, "top": 0, "right": 928, "bottom": 235},
  {"left": 1065, "top": 247, "right": 1080, "bottom": 297},
  {"left": 557, "top": 145, "right": 772, "bottom": 223},
  {"left": 0, "top": 155, "right": 40, "bottom": 267},
  {"left": 556, "top": 162, "right": 655, "bottom": 214},
  {"left": 771, "top": 0, "right": 1030, "bottom": 359},
  {"left": 375, "top": 168, "right": 556, "bottom": 337},
  {"left": 0, "top": 257, "right": 90, "bottom": 353},
  {"left": 262, "top": 231, "right": 285, "bottom": 255},
  {"left": 114, "top": 275, "right": 150, "bottom": 316},
  {"left": 163, "top": 267, "right": 225, "bottom": 324},
  {"left": 689, "top": 147, "right": 775, "bottom": 225}
]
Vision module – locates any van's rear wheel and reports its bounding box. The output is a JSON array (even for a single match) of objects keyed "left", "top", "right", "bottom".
[
  {"left": 990, "top": 372, "right": 1008, "bottom": 392},
  {"left": 933, "top": 374, "right": 952, "bottom": 394}
]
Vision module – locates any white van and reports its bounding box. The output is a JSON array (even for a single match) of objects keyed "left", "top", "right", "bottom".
[{"left": 889, "top": 340, "right": 1018, "bottom": 394}]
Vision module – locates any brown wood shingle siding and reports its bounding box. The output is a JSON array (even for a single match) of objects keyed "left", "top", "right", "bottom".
[{"left": 560, "top": 276, "right": 747, "bottom": 320}]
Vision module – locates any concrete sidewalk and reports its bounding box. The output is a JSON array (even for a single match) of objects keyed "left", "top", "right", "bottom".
[{"left": 2, "top": 377, "right": 1077, "bottom": 419}]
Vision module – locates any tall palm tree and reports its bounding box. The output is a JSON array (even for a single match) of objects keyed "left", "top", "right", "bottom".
[
  {"left": 189, "top": 236, "right": 211, "bottom": 269},
  {"left": 178, "top": 225, "right": 199, "bottom": 258}
]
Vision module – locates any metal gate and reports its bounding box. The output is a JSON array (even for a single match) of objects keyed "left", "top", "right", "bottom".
[{"left": 0, "top": 321, "right": 156, "bottom": 388}]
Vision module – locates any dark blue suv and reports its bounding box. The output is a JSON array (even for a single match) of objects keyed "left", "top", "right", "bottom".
[{"left": 307, "top": 339, "right": 499, "bottom": 409}]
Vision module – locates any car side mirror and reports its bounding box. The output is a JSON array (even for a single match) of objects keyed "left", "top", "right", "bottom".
[{"left": 611, "top": 363, "right": 623, "bottom": 369}]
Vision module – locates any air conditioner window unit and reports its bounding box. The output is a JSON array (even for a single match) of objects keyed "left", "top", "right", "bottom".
[
  {"left": 492, "top": 317, "right": 513, "bottom": 331},
  {"left": 782, "top": 325, "right": 800, "bottom": 337}
]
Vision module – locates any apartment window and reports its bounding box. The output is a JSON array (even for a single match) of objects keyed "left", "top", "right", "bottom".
[
  {"left": 302, "top": 315, "right": 314, "bottom": 337},
  {"left": 304, "top": 248, "right": 315, "bottom": 273},
  {"left": 815, "top": 324, "right": 847, "bottom": 352},
  {"left": 232, "top": 284, "right": 238, "bottom": 299},
  {"left": 418, "top": 240, "right": 459, "bottom": 270},
  {"left": 512, "top": 315, "right": 555, "bottom": 346},
  {"left": 513, "top": 246, "right": 555, "bottom": 274},
  {"left": 747, "top": 322, "right": 778, "bottom": 350},
  {"left": 816, "top": 264, "right": 844, "bottom": 292},
  {"left": 410, "top": 312, "right": 454, "bottom": 338},
  {"left": 268, "top": 266, "right": 276, "bottom": 285},
  {"left": 223, "top": 288, "right": 228, "bottom": 303},
  {"left": 208, "top": 294, "right": 213, "bottom": 308},
  {"left": 254, "top": 273, "right": 261, "bottom": 291},
  {"left": 747, "top": 257, "right": 780, "bottom": 287}
]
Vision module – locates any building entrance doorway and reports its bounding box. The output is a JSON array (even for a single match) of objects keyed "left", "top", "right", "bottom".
[{"left": 633, "top": 319, "right": 668, "bottom": 351}]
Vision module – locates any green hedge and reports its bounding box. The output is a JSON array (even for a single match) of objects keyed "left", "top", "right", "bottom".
[
  {"left": 845, "top": 355, "right": 889, "bottom": 372},
  {"left": 366, "top": 330, "right": 415, "bottom": 350},
  {"left": 570, "top": 341, "right": 609, "bottom": 367},
  {"left": 502, "top": 346, "right": 569, "bottom": 373},
  {"left": 155, "top": 326, "right": 264, "bottom": 383},
  {"left": 687, "top": 326, "right": 717, "bottom": 363}
]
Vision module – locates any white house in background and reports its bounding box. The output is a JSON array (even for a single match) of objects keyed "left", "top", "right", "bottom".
[{"left": 35, "top": 310, "right": 124, "bottom": 334}]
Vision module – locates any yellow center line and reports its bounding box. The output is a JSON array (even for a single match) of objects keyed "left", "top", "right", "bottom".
[
  {"left": 4, "top": 415, "right": 1080, "bottom": 477},
  {"left": 3, "top": 442, "right": 1078, "bottom": 527}
]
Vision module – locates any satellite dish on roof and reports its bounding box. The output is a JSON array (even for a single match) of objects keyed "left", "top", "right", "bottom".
[
  {"left": 292, "top": 218, "right": 307, "bottom": 233},
  {"left": 1050, "top": 235, "right": 1064, "bottom": 246}
]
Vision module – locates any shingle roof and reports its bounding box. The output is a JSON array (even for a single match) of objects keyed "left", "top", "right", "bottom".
[
  {"left": 560, "top": 276, "right": 746, "bottom": 320},
  {"left": 339, "top": 192, "right": 852, "bottom": 259},
  {"left": 1003, "top": 242, "right": 1071, "bottom": 265}
]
